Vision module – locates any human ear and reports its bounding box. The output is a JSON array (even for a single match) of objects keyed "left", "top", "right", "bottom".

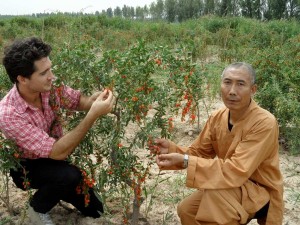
[
  {"left": 251, "top": 84, "right": 257, "bottom": 96},
  {"left": 16, "top": 75, "right": 26, "bottom": 84}
]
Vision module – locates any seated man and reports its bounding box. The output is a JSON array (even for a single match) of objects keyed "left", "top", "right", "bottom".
[
  {"left": 153, "top": 62, "right": 283, "bottom": 225},
  {"left": 0, "top": 37, "right": 115, "bottom": 224}
]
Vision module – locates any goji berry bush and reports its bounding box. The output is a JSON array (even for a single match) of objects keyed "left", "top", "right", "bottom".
[{"left": 41, "top": 38, "right": 207, "bottom": 224}]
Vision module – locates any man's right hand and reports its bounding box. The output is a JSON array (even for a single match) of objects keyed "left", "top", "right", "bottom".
[
  {"left": 153, "top": 138, "right": 170, "bottom": 154},
  {"left": 89, "top": 89, "right": 115, "bottom": 118}
]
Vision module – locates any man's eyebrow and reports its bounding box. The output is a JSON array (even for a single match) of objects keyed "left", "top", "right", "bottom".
[
  {"left": 39, "top": 68, "right": 50, "bottom": 74},
  {"left": 223, "top": 78, "right": 246, "bottom": 83}
]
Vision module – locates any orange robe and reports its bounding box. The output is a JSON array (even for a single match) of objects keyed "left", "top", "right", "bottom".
[{"left": 169, "top": 100, "right": 283, "bottom": 224}]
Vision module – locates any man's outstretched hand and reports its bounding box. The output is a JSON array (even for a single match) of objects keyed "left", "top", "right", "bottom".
[{"left": 89, "top": 89, "right": 115, "bottom": 118}]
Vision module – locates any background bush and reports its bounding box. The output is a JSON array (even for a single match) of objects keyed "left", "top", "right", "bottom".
[{"left": 0, "top": 15, "right": 299, "bottom": 154}]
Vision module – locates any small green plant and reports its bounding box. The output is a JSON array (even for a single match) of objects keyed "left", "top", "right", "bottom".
[
  {"left": 0, "top": 217, "right": 13, "bottom": 225},
  {"left": 0, "top": 136, "right": 31, "bottom": 216},
  {"left": 162, "top": 210, "right": 174, "bottom": 225}
]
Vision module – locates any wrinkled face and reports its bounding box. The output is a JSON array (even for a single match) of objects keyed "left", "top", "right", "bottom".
[
  {"left": 221, "top": 67, "right": 257, "bottom": 114},
  {"left": 21, "top": 57, "right": 55, "bottom": 93}
]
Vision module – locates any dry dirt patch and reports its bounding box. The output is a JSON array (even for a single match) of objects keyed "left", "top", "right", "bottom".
[{"left": 1, "top": 100, "right": 299, "bottom": 224}]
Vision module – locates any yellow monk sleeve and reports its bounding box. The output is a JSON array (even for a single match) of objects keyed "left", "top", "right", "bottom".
[
  {"left": 186, "top": 155, "right": 197, "bottom": 187},
  {"left": 168, "top": 140, "right": 188, "bottom": 154}
]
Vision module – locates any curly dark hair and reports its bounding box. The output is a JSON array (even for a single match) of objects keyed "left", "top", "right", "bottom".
[{"left": 2, "top": 37, "right": 52, "bottom": 83}]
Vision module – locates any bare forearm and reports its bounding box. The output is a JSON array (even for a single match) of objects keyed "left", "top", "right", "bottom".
[
  {"left": 77, "top": 92, "right": 103, "bottom": 111},
  {"left": 77, "top": 95, "right": 92, "bottom": 111},
  {"left": 49, "top": 111, "right": 98, "bottom": 160},
  {"left": 49, "top": 89, "right": 114, "bottom": 160}
]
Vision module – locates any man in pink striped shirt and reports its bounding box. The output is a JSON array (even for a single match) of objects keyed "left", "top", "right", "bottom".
[{"left": 0, "top": 37, "right": 114, "bottom": 225}]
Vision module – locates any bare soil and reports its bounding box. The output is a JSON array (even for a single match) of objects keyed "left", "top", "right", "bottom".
[{"left": 1, "top": 100, "right": 299, "bottom": 225}]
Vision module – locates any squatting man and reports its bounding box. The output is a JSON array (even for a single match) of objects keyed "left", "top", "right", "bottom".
[
  {"left": 0, "top": 37, "right": 115, "bottom": 224},
  {"left": 150, "top": 62, "right": 283, "bottom": 225}
]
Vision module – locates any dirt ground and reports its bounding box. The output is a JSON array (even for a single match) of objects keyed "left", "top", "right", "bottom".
[{"left": 0, "top": 100, "right": 299, "bottom": 225}]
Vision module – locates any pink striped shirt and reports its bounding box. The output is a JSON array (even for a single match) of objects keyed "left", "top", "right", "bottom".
[{"left": 0, "top": 84, "right": 80, "bottom": 159}]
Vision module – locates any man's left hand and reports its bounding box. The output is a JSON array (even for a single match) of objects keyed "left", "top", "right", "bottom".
[{"left": 156, "top": 153, "right": 185, "bottom": 170}]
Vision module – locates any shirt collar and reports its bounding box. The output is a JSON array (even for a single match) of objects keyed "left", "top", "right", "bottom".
[
  {"left": 11, "top": 84, "right": 49, "bottom": 114},
  {"left": 234, "top": 99, "right": 258, "bottom": 122},
  {"left": 226, "top": 99, "right": 258, "bottom": 124},
  {"left": 243, "top": 99, "right": 257, "bottom": 117},
  {"left": 11, "top": 84, "right": 30, "bottom": 114}
]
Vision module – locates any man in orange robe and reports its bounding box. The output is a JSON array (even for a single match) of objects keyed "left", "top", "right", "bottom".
[{"left": 154, "top": 62, "right": 283, "bottom": 225}]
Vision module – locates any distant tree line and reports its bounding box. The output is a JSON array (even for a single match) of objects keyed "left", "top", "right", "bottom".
[
  {"left": 0, "top": 0, "right": 299, "bottom": 21},
  {"left": 102, "top": 0, "right": 300, "bottom": 21}
]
